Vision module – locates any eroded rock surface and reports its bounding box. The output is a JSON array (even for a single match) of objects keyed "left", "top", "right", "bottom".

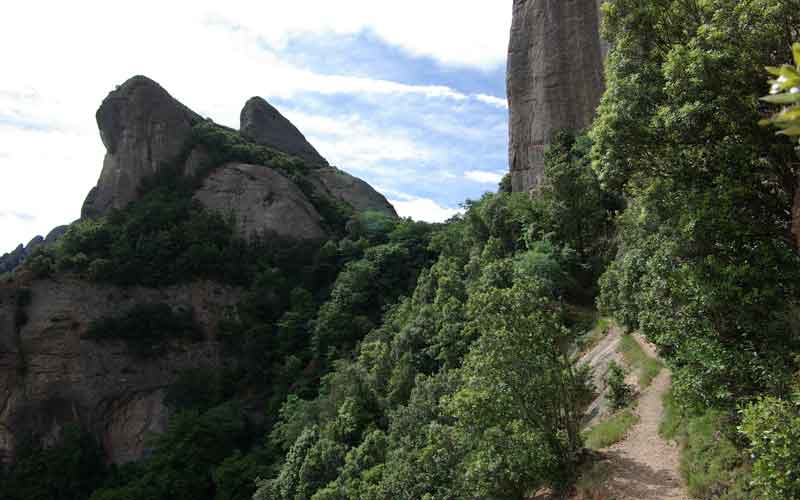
[
  {"left": 195, "top": 163, "right": 327, "bottom": 241},
  {"left": 240, "top": 97, "right": 329, "bottom": 167},
  {"left": 82, "top": 75, "right": 202, "bottom": 216},
  {"left": 507, "top": 0, "right": 606, "bottom": 192},
  {"left": 308, "top": 167, "right": 397, "bottom": 218},
  {"left": 0, "top": 277, "right": 238, "bottom": 464}
]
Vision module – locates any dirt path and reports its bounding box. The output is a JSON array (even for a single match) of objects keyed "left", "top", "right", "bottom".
[{"left": 599, "top": 336, "right": 689, "bottom": 500}]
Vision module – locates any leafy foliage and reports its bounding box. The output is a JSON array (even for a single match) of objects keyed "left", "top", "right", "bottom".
[
  {"left": 595, "top": 0, "right": 800, "bottom": 409},
  {"left": 43, "top": 182, "right": 256, "bottom": 287},
  {"left": 85, "top": 303, "right": 201, "bottom": 358},
  {"left": 740, "top": 396, "right": 800, "bottom": 499},
  {"left": 607, "top": 362, "right": 634, "bottom": 410},
  {"left": 89, "top": 403, "right": 255, "bottom": 500},
  {"left": 252, "top": 187, "right": 602, "bottom": 500},
  {"left": 760, "top": 42, "right": 800, "bottom": 141},
  {"left": 0, "top": 425, "right": 106, "bottom": 500}
]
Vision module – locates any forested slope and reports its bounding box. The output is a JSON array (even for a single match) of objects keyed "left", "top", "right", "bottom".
[{"left": 4, "top": 1, "right": 800, "bottom": 499}]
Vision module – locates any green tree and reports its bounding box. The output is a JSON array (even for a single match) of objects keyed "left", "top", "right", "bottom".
[
  {"left": 0, "top": 425, "right": 106, "bottom": 500},
  {"left": 594, "top": 0, "right": 800, "bottom": 407},
  {"left": 449, "top": 279, "right": 585, "bottom": 497}
]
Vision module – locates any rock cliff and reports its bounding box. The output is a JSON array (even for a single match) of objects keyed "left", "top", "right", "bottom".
[
  {"left": 194, "top": 163, "right": 328, "bottom": 241},
  {"left": 0, "top": 276, "right": 239, "bottom": 464},
  {"left": 507, "top": 0, "right": 606, "bottom": 192},
  {"left": 82, "top": 76, "right": 203, "bottom": 217}
]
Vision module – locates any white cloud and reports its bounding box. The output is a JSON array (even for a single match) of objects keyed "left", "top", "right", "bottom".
[
  {"left": 280, "top": 110, "right": 433, "bottom": 169},
  {"left": 476, "top": 94, "right": 508, "bottom": 108},
  {"left": 390, "top": 197, "right": 461, "bottom": 223},
  {"left": 0, "top": 125, "right": 98, "bottom": 250},
  {"left": 464, "top": 170, "right": 504, "bottom": 184},
  {"left": 207, "top": 1, "right": 511, "bottom": 69}
]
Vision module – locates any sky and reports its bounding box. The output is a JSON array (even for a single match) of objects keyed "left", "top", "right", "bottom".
[{"left": 0, "top": 1, "right": 512, "bottom": 252}]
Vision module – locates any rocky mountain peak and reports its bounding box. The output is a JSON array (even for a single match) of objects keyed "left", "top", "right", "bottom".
[
  {"left": 75, "top": 76, "right": 396, "bottom": 242},
  {"left": 83, "top": 75, "right": 203, "bottom": 217},
  {"left": 240, "top": 96, "right": 329, "bottom": 167}
]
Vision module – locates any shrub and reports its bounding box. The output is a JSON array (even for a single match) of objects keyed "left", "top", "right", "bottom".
[
  {"left": 85, "top": 304, "right": 201, "bottom": 358},
  {"left": 607, "top": 362, "right": 634, "bottom": 410},
  {"left": 0, "top": 424, "right": 107, "bottom": 500},
  {"left": 25, "top": 253, "right": 53, "bottom": 278},
  {"left": 165, "top": 367, "right": 224, "bottom": 412},
  {"left": 741, "top": 396, "right": 800, "bottom": 499},
  {"left": 661, "top": 390, "right": 755, "bottom": 499}
]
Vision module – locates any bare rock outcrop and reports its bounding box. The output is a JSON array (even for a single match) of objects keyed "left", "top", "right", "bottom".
[
  {"left": 82, "top": 75, "right": 203, "bottom": 216},
  {"left": 240, "top": 97, "right": 329, "bottom": 167},
  {"left": 195, "top": 163, "right": 327, "bottom": 241},
  {"left": 78, "top": 77, "right": 396, "bottom": 230},
  {"left": 308, "top": 167, "right": 398, "bottom": 218},
  {"left": 0, "top": 276, "right": 239, "bottom": 464},
  {"left": 507, "top": 0, "right": 606, "bottom": 192}
]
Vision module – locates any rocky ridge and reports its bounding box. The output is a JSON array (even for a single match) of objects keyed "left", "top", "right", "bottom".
[
  {"left": 0, "top": 226, "right": 69, "bottom": 275},
  {"left": 81, "top": 75, "right": 396, "bottom": 234}
]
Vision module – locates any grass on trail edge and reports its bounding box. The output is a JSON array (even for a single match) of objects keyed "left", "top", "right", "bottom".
[
  {"left": 618, "top": 333, "right": 663, "bottom": 389},
  {"left": 659, "top": 389, "right": 756, "bottom": 499},
  {"left": 584, "top": 410, "right": 639, "bottom": 450}
]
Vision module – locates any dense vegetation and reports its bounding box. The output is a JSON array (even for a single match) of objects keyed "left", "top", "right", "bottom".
[
  {"left": 2, "top": 116, "right": 614, "bottom": 499},
  {"left": 6, "top": 1, "right": 800, "bottom": 498},
  {"left": 85, "top": 303, "right": 201, "bottom": 358},
  {"left": 595, "top": 0, "right": 800, "bottom": 496}
]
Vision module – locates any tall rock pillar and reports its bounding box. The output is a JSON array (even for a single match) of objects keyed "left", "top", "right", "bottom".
[{"left": 507, "top": 0, "right": 606, "bottom": 192}]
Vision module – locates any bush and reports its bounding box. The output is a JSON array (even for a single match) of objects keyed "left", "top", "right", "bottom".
[
  {"left": 165, "top": 368, "right": 224, "bottom": 412},
  {"left": 661, "top": 390, "right": 754, "bottom": 499},
  {"left": 618, "top": 334, "right": 663, "bottom": 389},
  {"left": 741, "top": 396, "right": 800, "bottom": 499},
  {"left": 0, "top": 424, "right": 106, "bottom": 500},
  {"left": 25, "top": 253, "right": 53, "bottom": 278},
  {"left": 607, "top": 361, "right": 634, "bottom": 410},
  {"left": 85, "top": 304, "right": 201, "bottom": 358}
]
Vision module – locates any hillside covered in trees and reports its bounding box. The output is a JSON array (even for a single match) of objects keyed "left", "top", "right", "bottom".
[{"left": 3, "top": 1, "right": 800, "bottom": 499}]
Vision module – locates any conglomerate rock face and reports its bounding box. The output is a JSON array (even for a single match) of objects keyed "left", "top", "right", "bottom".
[
  {"left": 507, "top": 0, "right": 606, "bottom": 192},
  {"left": 194, "top": 163, "right": 328, "bottom": 241},
  {"left": 83, "top": 75, "right": 203, "bottom": 216},
  {"left": 0, "top": 276, "right": 239, "bottom": 464},
  {"left": 0, "top": 75, "right": 403, "bottom": 464},
  {"left": 307, "top": 167, "right": 398, "bottom": 218},
  {"left": 240, "top": 96, "right": 329, "bottom": 168},
  {"left": 78, "top": 77, "right": 397, "bottom": 232}
]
